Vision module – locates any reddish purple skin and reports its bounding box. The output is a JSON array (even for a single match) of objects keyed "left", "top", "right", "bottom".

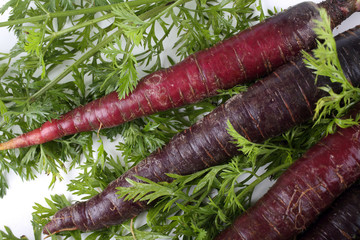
[
  {"left": 215, "top": 123, "right": 360, "bottom": 240},
  {"left": 297, "top": 181, "right": 360, "bottom": 240},
  {"left": 43, "top": 24, "right": 360, "bottom": 234},
  {"left": 3, "top": 1, "right": 359, "bottom": 151},
  {"left": 0, "top": 1, "right": 335, "bottom": 150}
]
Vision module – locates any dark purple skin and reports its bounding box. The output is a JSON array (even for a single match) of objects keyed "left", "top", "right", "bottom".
[
  {"left": 214, "top": 108, "right": 360, "bottom": 240},
  {"left": 297, "top": 181, "right": 360, "bottom": 240},
  {"left": 42, "top": 24, "right": 360, "bottom": 235},
  {"left": 1, "top": 0, "right": 358, "bottom": 151}
]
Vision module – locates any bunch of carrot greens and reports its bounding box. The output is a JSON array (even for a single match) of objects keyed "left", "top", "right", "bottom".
[
  {"left": 0, "top": 0, "right": 359, "bottom": 239},
  {"left": 0, "top": 0, "right": 268, "bottom": 238}
]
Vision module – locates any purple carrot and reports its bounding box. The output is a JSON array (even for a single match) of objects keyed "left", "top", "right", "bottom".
[
  {"left": 297, "top": 181, "right": 360, "bottom": 240},
  {"left": 1, "top": 0, "right": 359, "bottom": 150},
  {"left": 214, "top": 105, "right": 360, "bottom": 240},
  {"left": 42, "top": 25, "right": 360, "bottom": 235}
]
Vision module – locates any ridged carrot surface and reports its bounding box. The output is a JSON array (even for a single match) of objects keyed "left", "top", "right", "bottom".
[
  {"left": 43, "top": 24, "right": 360, "bottom": 235},
  {"left": 215, "top": 107, "right": 360, "bottom": 240},
  {"left": 1, "top": 0, "right": 359, "bottom": 150},
  {"left": 297, "top": 181, "right": 360, "bottom": 240}
]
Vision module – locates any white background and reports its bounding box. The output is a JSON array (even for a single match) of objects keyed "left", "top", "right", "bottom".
[{"left": 0, "top": 0, "right": 359, "bottom": 239}]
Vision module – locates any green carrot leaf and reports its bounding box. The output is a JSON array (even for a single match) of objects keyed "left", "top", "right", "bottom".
[{"left": 303, "top": 8, "right": 360, "bottom": 133}]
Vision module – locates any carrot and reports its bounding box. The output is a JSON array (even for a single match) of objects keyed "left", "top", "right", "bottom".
[
  {"left": 297, "top": 181, "right": 360, "bottom": 240},
  {"left": 42, "top": 25, "right": 360, "bottom": 235},
  {"left": 1, "top": 0, "right": 358, "bottom": 151},
  {"left": 214, "top": 105, "right": 360, "bottom": 240}
]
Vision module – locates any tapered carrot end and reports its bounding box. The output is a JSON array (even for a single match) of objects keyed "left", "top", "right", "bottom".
[
  {"left": 0, "top": 137, "right": 25, "bottom": 150},
  {"left": 0, "top": 122, "right": 64, "bottom": 150},
  {"left": 0, "top": 142, "right": 11, "bottom": 151},
  {"left": 43, "top": 206, "right": 79, "bottom": 235}
]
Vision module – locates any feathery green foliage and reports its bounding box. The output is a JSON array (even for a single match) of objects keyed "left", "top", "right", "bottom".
[
  {"left": 303, "top": 8, "right": 360, "bottom": 133},
  {"left": 1, "top": 1, "right": 358, "bottom": 239}
]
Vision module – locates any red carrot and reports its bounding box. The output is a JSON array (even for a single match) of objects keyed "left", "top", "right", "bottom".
[
  {"left": 43, "top": 26, "right": 360, "bottom": 235},
  {"left": 297, "top": 181, "right": 360, "bottom": 240},
  {"left": 1, "top": 0, "right": 358, "bottom": 150},
  {"left": 214, "top": 106, "right": 360, "bottom": 240}
]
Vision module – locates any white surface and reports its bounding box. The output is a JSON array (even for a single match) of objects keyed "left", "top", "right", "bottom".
[{"left": 0, "top": 0, "right": 359, "bottom": 239}]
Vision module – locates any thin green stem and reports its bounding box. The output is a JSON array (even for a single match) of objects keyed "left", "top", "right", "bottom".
[
  {"left": 248, "top": 142, "right": 302, "bottom": 152},
  {"left": 0, "top": 0, "right": 166, "bottom": 27},
  {"left": 236, "top": 162, "right": 292, "bottom": 202},
  {"left": 0, "top": 97, "right": 27, "bottom": 101},
  {"left": 146, "top": 0, "right": 188, "bottom": 26},
  {"left": 34, "top": 0, "right": 50, "bottom": 15},
  {"left": 29, "top": 30, "right": 121, "bottom": 101},
  {"left": 44, "top": 13, "right": 116, "bottom": 42}
]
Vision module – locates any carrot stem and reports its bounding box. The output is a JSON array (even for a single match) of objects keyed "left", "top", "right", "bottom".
[
  {"left": 0, "top": 97, "right": 27, "bottom": 101},
  {"left": 44, "top": 13, "right": 116, "bottom": 42},
  {"left": 237, "top": 162, "right": 292, "bottom": 204}
]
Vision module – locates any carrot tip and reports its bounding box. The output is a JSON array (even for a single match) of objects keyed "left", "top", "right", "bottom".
[
  {"left": 0, "top": 136, "right": 30, "bottom": 150},
  {"left": 0, "top": 140, "right": 14, "bottom": 151}
]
